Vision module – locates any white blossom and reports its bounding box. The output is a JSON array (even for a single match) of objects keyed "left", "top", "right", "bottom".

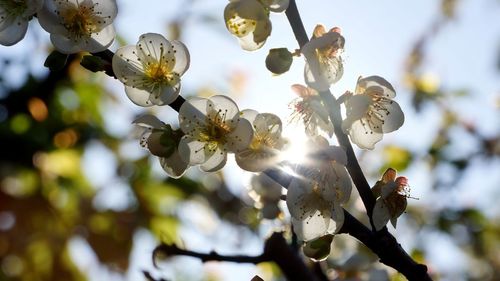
[
  {"left": 289, "top": 84, "right": 333, "bottom": 137},
  {"left": 37, "top": 0, "right": 117, "bottom": 53},
  {"left": 301, "top": 24, "right": 344, "bottom": 91},
  {"left": 286, "top": 136, "right": 352, "bottom": 241},
  {"left": 342, "top": 76, "right": 405, "bottom": 150},
  {"left": 178, "top": 95, "right": 253, "bottom": 172},
  {"left": 133, "top": 115, "right": 189, "bottom": 179},
  {"left": 224, "top": 0, "right": 288, "bottom": 51},
  {"left": 0, "top": 0, "right": 43, "bottom": 46},
  {"left": 235, "top": 109, "right": 286, "bottom": 172},
  {"left": 112, "top": 33, "right": 190, "bottom": 107}
]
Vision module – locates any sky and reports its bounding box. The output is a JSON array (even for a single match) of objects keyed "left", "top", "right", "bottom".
[{"left": 1, "top": 0, "right": 499, "bottom": 280}]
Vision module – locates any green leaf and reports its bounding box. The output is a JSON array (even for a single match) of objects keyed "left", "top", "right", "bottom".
[{"left": 44, "top": 51, "right": 69, "bottom": 72}]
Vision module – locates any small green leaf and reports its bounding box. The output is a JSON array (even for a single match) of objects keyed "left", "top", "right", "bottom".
[
  {"left": 265, "top": 48, "right": 293, "bottom": 75},
  {"left": 44, "top": 50, "right": 69, "bottom": 72}
]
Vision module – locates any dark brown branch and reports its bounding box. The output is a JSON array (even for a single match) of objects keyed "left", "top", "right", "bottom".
[{"left": 153, "top": 233, "right": 319, "bottom": 281}]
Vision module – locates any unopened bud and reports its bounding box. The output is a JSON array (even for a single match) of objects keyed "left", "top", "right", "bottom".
[
  {"left": 265, "top": 48, "right": 293, "bottom": 75},
  {"left": 302, "top": 234, "right": 334, "bottom": 262}
]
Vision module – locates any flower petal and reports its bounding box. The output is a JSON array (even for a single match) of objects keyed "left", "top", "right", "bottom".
[
  {"left": 357, "top": 76, "right": 396, "bottom": 98},
  {"left": 136, "top": 33, "right": 175, "bottom": 71},
  {"left": 171, "top": 40, "right": 190, "bottom": 75},
  {"left": 378, "top": 100, "right": 404, "bottom": 133},
  {"left": 0, "top": 18, "right": 28, "bottom": 46},
  {"left": 200, "top": 147, "right": 227, "bottom": 172},
  {"left": 124, "top": 86, "right": 154, "bottom": 107},
  {"left": 348, "top": 119, "right": 383, "bottom": 150},
  {"left": 113, "top": 45, "right": 147, "bottom": 86},
  {"left": 373, "top": 199, "right": 391, "bottom": 231},
  {"left": 178, "top": 97, "right": 210, "bottom": 136},
  {"left": 178, "top": 137, "right": 206, "bottom": 165},
  {"left": 133, "top": 115, "right": 164, "bottom": 129},
  {"left": 160, "top": 150, "right": 189, "bottom": 178},
  {"left": 225, "top": 118, "right": 253, "bottom": 152}
]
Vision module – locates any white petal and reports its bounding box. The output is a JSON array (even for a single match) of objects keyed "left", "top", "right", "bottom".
[
  {"left": 225, "top": 118, "right": 253, "bottom": 152},
  {"left": 85, "top": 24, "right": 116, "bottom": 52},
  {"left": 357, "top": 76, "right": 396, "bottom": 98},
  {"left": 379, "top": 100, "right": 404, "bottom": 133},
  {"left": 132, "top": 115, "right": 164, "bottom": 129},
  {"left": 332, "top": 163, "right": 352, "bottom": 204},
  {"left": 238, "top": 32, "right": 266, "bottom": 51},
  {"left": 373, "top": 199, "right": 391, "bottom": 231},
  {"left": 178, "top": 137, "right": 206, "bottom": 165},
  {"left": 37, "top": 2, "right": 67, "bottom": 34},
  {"left": 0, "top": 18, "right": 28, "bottom": 46},
  {"left": 136, "top": 33, "right": 175, "bottom": 70},
  {"left": 342, "top": 94, "right": 372, "bottom": 132},
  {"left": 124, "top": 86, "right": 154, "bottom": 107},
  {"left": 112, "top": 45, "right": 146, "bottom": 86},
  {"left": 286, "top": 178, "right": 313, "bottom": 220},
  {"left": 348, "top": 119, "right": 383, "bottom": 150},
  {"left": 324, "top": 146, "right": 348, "bottom": 165},
  {"left": 92, "top": 0, "right": 118, "bottom": 22},
  {"left": 240, "top": 109, "right": 259, "bottom": 124},
  {"left": 171, "top": 40, "right": 190, "bottom": 75},
  {"left": 200, "top": 147, "right": 227, "bottom": 172},
  {"left": 304, "top": 61, "right": 330, "bottom": 92},
  {"left": 209, "top": 95, "right": 240, "bottom": 120},
  {"left": 292, "top": 211, "right": 335, "bottom": 242},
  {"left": 149, "top": 84, "right": 180, "bottom": 106},
  {"left": 160, "top": 150, "right": 189, "bottom": 179},
  {"left": 235, "top": 147, "right": 280, "bottom": 172},
  {"left": 178, "top": 97, "right": 209, "bottom": 135},
  {"left": 322, "top": 56, "right": 344, "bottom": 84},
  {"left": 250, "top": 173, "right": 282, "bottom": 200},
  {"left": 49, "top": 33, "right": 82, "bottom": 54}
]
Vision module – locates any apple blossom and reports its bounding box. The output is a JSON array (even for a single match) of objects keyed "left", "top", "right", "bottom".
[
  {"left": 224, "top": 0, "right": 289, "bottom": 51},
  {"left": 301, "top": 24, "right": 345, "bottom": 91},
  {"left": 0, "top": 0, "right": 43, "bottom": 46},
  {"left": 342, "top": 76, "right": 405, "bottom": 150},
  {"left": 112, "top": 33, "right": 190, "bottom": 107},
  {"left": 37, "top": 0, "right": 117, "bottom": 53},
  {"left": 235, "top": 109, "right": 286, "bottom": 172},
  {"left": 372, "top": 168, "right": 412, "bottom": 230},
  {"left": 178, "top": 95, "right": 253, "bottom": 172},
  {"left": 286, "top": 136, "right": 351, "bottom": 242},
  {"left": 133, "top": 115, "right": 189, "bottom": 179},
  {"left": 289, "top": 84, "right": 333, "bottom": 137}
]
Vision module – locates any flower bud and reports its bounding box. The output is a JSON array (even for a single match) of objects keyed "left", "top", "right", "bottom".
[
  {"left": 302, "top": 234, "right": 334, "bottom": 262},
  {"left": 265, "top": 48, "right": 293, "bottom": 74}
]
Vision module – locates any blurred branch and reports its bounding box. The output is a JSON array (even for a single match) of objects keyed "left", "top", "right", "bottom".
[{"left": 153, "top": 232, "right": 320, "bottom": 281}]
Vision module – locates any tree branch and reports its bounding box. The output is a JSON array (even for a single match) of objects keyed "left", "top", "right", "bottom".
[{"left": 153, "top": 232, "right": 320, "bottom": 281}]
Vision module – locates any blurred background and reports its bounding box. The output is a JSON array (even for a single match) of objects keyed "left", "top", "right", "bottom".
[{"left": 0, "top": 0, "right": 499, "bottom": 280}]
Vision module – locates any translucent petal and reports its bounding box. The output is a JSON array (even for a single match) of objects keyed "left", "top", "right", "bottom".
[
  {"left": 178, "top": 97, "right": 209, "bottom": 136},
  {"left": 210, "top": 95, "right": 240, "bottom": 120},
  {"left": 235, "top": 147, "right": 280, "bottom": 172},
  {"left": 292, "top": 211, "right": 336, "bottom": 242},
  {"left": 0, "top": 19, "right": 28, "bottom": 46},
  {"left": 357, "top": 76, "right": 396, "bottom": 98},
  {"left": 254, "top": 113, "right": 282, "bottom": 136},
  {"left": 0, "top": 14, "right": 14, "bottom": 32},
  {"left": 240, "top": 109, "right": 259, "bottom": 124},
  {"left": 200, "top": 147, "right": 227, "bottom": 172},
  {"left": 149, "top": 84, "right": 180, "bottom": 106},
  {"left": 25, "top": 0, "right": 44, "bottom": 16},
  {"left": 37, "top": 1, "right": 67, "bottom": 34},
  {"left": 322, "top": 56, "right": 344, "bottom": 84},
  {"left": 50, "top": 24, "right": 115, "bottom": 53},
  {"left": 133, "top": 115, "right": 164, "bottom": 129},
  {"left": 342, "top": 94, "right": 372, "bottom": 132},
  {"left": 160, "top": 150, "right": 189, "bottom": 178},
  {"left": 348, "top": 119, "right": 383, "bottom": 150},
  {"left": 92, "top": 0, "right": 118, "bottom": 21},
  {"left": 286, "top": 178, "right": 314, "bottom": 220},
  {"left": 238, "top": 32, "right": 266, "bottom": 51},
  {"left": 225, "top": 118, "right": 253, "bottom": 152},
  {"left": 332, "top": 163, "right": 352, "bottom": 204},
  {"left": 136, "top": 33, "right": 175, "bottom": 71},
  {"left": 113, "top": 45, "right": 146, "bottom": 86},
  {"left": 85, "top": 24, "right": 116, "bottom": 52},
  {"left": 49, "top": 34, "right": 81, "bottom": 54},
  {"left": 250, "top": 173, "right": 283, "bottom": 200},
  {"left": 178, "top": 137, "right": 206, "bottom": 165},
  {"left": 124, "top": 86, "right": 154, "bottom": 107},
  {"left": 324, "top": 146, "right": 348, "bottom": 165},
  {"left": 373, "top": 199, "right": 391, "bottom": 231},
  {"left": 378, "top": 100, "right": 404, "bottom": 133},
  {"left": 304, "top": 61, "right": 330, "bottom": 92},
  {"left": 171, "top": 40, "right": 190, "bottom": 75}
]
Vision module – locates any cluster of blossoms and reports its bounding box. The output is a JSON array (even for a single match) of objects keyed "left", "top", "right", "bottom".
[
  {"left": 2, "top": 0, "right": 414, "bottom": 264},
  {"left": 1, "top": 0, "right": 118, "bottom": 53}
]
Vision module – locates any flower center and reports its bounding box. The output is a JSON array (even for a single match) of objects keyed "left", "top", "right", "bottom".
[
  {"left": 60, "top": 2, "right": 101, "bottom": 38},
  {"left": 199, "top": 109, "right": 232, "bottom": 151},
  {"left": 0, "top": 0, "right": 27, "bottom": 17},
  {"left": 226, "top": 15, "right": 257, "bottom": 37}
]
